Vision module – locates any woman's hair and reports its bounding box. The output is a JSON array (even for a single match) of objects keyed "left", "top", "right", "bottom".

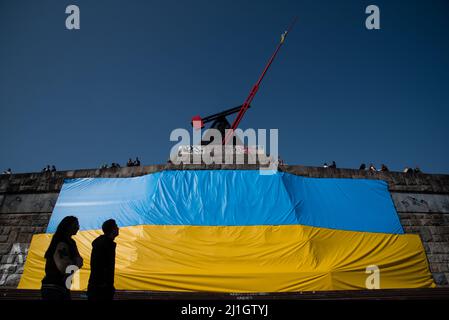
[{"left": 44, "top": 216, "right": 79, "bottom": 259}]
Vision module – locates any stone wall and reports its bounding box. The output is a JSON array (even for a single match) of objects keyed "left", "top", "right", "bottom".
[
  {"left": 0, "top": 164, "right": 448, "bottom": 288},
  {"left": 393, "top": 192, "right": 449, "bottom": 286}
]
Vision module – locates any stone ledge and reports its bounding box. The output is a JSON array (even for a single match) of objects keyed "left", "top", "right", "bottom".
[{"left": 1, "top": 164, "right": 448, "bottom": 194}]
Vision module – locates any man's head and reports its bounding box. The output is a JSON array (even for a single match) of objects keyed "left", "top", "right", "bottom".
[{"left": 102, "top": 219, "right": 119, "bottom": 239}]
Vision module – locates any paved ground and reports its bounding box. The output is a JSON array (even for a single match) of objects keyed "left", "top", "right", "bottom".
[{"left": 1, "top": 288, "right": 448, "bottom": 300}]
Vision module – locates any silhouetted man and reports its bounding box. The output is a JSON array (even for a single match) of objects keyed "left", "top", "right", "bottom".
[{"left": 87, "top": 219, "right": 119, "bottom": 301}]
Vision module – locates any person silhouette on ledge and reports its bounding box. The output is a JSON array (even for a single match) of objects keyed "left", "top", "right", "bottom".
[{"left": 87, "top": 219, "right": 119, "bottom": 301}]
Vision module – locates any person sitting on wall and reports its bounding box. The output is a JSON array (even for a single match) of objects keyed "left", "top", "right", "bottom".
[
  {"left": 2, "top": 168, "right": 12, "bottom": 175},
  {"left": 369, "top": 164, "right": 377, "bottom": 172},
  {"left": 41, "top": 216, "right": 83, "bottom": 300},
  {"left": 359, "top": 163, "right": 366, "bottom": 170},
  {"left": 127, "top": 158, "right": 134, "bottom": 167},
  {"left": 381, "top": 164, "right": 389, "bottom": 172},
  {"left": 111, "top": 163, "right": 118, "bottom": 168},
  {"left": 278, "top": 156, "right": 285, "bottom": 166},
  {"left": 404, "top": 167, "right": 414, "bottom": 174},
  {"left": 323, "top": 163, "right": 328, "bottom": 168},
  {"left": 329, "top": 161, "right": 337, "bottom": 169},
  {"left": 134, "top": 157, "right": 141, "bottom": 166},
  {"left": 51, "top": 165, "right": 56, "bottom": 172},
  {"left": 87, "top": 219, "right": 119, "bottom": 301},
  {"left": 414, "top": 166, "right": 422, "bottom": 174}
]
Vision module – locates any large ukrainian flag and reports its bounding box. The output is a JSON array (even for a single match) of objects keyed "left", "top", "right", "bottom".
[{"left": 19, "top": 170, "right": 435, "bottom": 291}]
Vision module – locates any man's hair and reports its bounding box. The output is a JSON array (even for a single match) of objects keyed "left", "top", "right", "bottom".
[{"left": 102, "top": 219, "right": 117, "bottom": 235}]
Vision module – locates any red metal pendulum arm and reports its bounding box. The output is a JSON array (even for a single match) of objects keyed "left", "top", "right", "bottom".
[{"left": 222, "top": 17, "right": 298, "bottom": 145}]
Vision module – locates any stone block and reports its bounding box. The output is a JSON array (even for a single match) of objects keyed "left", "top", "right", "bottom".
[
  {"left": 34, "top": 227, "right": 47, "bottom": 233},
  {"left": 72, "top": 169, "right": 100, "bottom": 178},
  {"left": 430, "top": 263, "right": 449, "bottom": 273},
  {"left": 398, "top": 219, "right": 412, "bottom": 226},
  {"left": 11, "top": 243, "right": 30, "bottom": 256},
  {"left": 7, "top": 216, "right": 20, "bottom": 222},
  {"left": 0, "top": 235, "right": 8, "bottom": 243},
  {"left": 0, "top": 227, "right": 11, "bottom": 235},
  {"left": 411, "top": 220, "right": 424, "bottom": 226},
  {"left": 432, "top": 234, "right": 449, "bottom": 242},
  {"left": 0, "top": 178, "right": 9, "bottom": 193},
  {"left": 0, "top": 193, "right": 59, "bottom": 214},
  {"left": 18, "top": 227, "right": 35, "bottom": 233},
  {"left": 422, "top": 219, "right": 444, "bottom": 227},
  {"left": 0, "top": 244, "right": 11, "bottom": 255},
  {"left": 0, "top": 255, "right": 15, "bottom": 264},
  {"left": 418, "top": 228, "right": 433, "bottom": 242},
  {"left": 431, "top": 254, "right": 449, "bottom": 263},
  {"left": 428, "top": 226, "right": 449, "bottom": 235},
  {"left": 391, "top": 192, "right": 449, "bottom": 213},
  {"left": 428, "top": 243, "right": 449, "bottom": 254},
  {"left": 398, "top": 212, "right": 411, "bottom": 218},
  {"left": 3, "top": 274, "right": 22, "bottom": 287},
  {"left": 402, "top": 226, "right": 421, "bottom": 234},
  {"left": 36, "top": 177, "right": 65, "bottom": 193},
  {"left": 16, "top": 233, "right": 32, "bottom": 243},
  {"left": 33, "top": 220, "right": 49, "bottom": 227},
  {"left": 7, "top": 230, "right": 18, "bottom": 243},
  {"left": 0, "top": 263, "right": 16, "bottom": 274},
  {"left": 16, "top": 265, "right": 24, "bottom": 274}
]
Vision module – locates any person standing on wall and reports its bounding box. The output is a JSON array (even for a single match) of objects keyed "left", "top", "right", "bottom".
[
  {"left": 87, "top": 219, "right": 119, "bottom": 301},
  {"left": 41, "top": 216, "right": 83, "bottom": 300}
]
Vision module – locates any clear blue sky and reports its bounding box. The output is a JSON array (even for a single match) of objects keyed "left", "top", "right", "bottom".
[{"left": 1, "top": 0, "right": 448, "bottom": 174}]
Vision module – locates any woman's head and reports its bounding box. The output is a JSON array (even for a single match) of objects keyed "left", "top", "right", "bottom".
[
  {"left": 55, "top": 216, "right": 79, "bottom": 237},
  {"left": 44, "top": 216, "right": 79, "bottom": 259}
]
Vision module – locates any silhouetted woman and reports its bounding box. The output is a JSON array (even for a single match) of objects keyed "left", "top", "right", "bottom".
[{"left": 41, "top": 216, "right": 83, "bottom": 300}]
